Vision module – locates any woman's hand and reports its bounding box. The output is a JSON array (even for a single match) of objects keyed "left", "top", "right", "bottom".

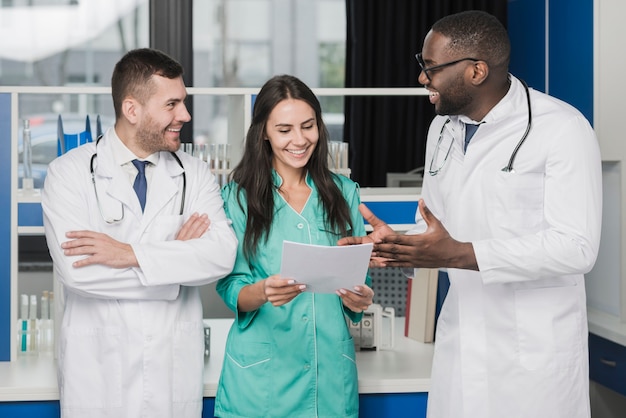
[
  {"left": 238, "top": 274, "right": 306, "bottom": 311},
  {"left": 263, "top": 275, "right": 307, "bottom": 307},
  {"left": 337, "top": 284, "right": 374, "bottom": 313}
]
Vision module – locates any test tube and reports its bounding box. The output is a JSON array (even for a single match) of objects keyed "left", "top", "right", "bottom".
[
  {"left": 218, "top": 144, "right": 230, "bottom": 186},
  {"left": 327, "top": 142, "right": 335, "bottom": 169},
  {"left": 41, "top": 291, "right": 49, "bottom": 320},
  {"left": 193, "top": 144, "right": 209, "bottom": 162},
  {"left": 219, "top": 144, "right": 230, "bottom": 170},
  {"left": 17, "top": 294, "right": 29, "bottom": 354},
  {"left": 340, "top": 142, "right": 349, "bottom": 170},
  {"left": 209, "top": 144, "right": 217, "bottom": 170},
  {"left": 39, "top": 291, "right": 53, "bottom": 352},
  {"left": 204, "top": 325, "right": 211, "bottom": 357},
  {"left": 28, "top": 294, "right": 38, "bottom": 353}
]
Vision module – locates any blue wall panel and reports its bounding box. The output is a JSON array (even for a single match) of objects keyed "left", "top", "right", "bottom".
[
  {"left": 361, "top": 201, "right": 418, "bottom": 226},
  {"left": 0, "top": 394, "right": 428, "bottom": 418},
  {"left": 0, "top": 401, "right": 60, "bottom": 417},
  {"left": 508, "top": 0, "right": 547, "bottom": 92},
  {"left": 0, "top": 93, "right": 12, "bottom": 361},
  {"left": 549, "top": 0, "right": 593, "bottom": 123},
  {"left": 359, "top": 392, "right": 428, "bottom": 418},
  {"left": 18, "top": 203, "right": 44, "bottom": 227},
  {"left": 508, "top": 0, "right": 593, "bottom": 123}
]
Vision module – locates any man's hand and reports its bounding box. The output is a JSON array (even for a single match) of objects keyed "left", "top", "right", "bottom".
[
  {"left": 337, "top": 203, "right": 396, "bottom": 267},
  {"left": 176, "top": 212, "right": 210, "bottom": 240},
  {"left": 62, "top": 230, "right": 137, "bottom": 269},
  {"left": 338, "top": 203, "right": 395, "bottom": 246},
  {"left": 63, "top": 213, "right": 211, "bottom": 269},
  {"left": 373, "top": 199, "right": 478, "bottom": 270}
]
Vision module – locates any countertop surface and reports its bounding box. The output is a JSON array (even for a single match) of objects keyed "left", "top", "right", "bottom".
[
  {"left": 0, "top": 317, "right": 434, "bottom": 401},
  {"left": 587, "top": 307, "right": 626, "bottom": 346}
]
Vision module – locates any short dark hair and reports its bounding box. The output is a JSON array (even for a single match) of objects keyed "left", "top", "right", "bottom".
[
  {"left": 111, "top": 48, "right": 184, "bottom": 119},
  {"left": 432, "top": 10, "right": 510, "bottom": 70}
]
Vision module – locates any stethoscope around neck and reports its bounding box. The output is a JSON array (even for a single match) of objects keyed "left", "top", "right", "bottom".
[
  {"left": 89, "top": 136, "right": 186, "bottom": 223},
  {"left": 428, "top": 79, "right": 532, "bottom": 176},
  {"left": 501, "top": 79, "right": 532, "bottom": 172}
]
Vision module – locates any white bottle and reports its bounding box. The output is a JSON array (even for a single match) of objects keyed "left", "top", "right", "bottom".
[
  {"left": 16, "top": 294, "right": 29, "bottom": 354},
  {"left": 48, "top": 291, "right": 56, "bottom": 352},
  {"left": 38, "top": 291, "right": 53, "bottom": 353},
  {"left": 28, "top": 294, "right": 39, "bottom": 354},
  {"left": 49, "top": 291, "right": 55, "bottom": 322}
]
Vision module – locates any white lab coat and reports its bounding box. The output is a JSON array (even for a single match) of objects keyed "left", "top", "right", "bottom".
[
  {"left": 42, "top": 128, "right": 238, "bottom": 418},
  {"left": 418, "top": 77, "right": 602, "bottom": 418}
]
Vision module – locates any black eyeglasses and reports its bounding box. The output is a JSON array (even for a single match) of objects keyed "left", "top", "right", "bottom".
[{"left": 415, "top": 53, "right": 480, "bottom": 81}]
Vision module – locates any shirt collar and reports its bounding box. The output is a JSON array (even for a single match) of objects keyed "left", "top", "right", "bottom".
[
  {"left": 452, "top": 74, "right": 524, "bottom": 127},
  {"left": 271, "top": 169, "right": 314, "bottom": 188}
]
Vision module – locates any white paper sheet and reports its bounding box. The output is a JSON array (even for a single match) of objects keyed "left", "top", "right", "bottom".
[{"left": 279, "top": 240, "right": 373, "bottom": 294}]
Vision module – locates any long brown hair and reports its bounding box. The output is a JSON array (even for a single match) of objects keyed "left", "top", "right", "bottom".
[{"left": 230, "top": 74, "right": 353, "bottom": 258}]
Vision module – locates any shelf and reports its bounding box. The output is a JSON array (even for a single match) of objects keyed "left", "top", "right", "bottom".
[{"left": 3, "top": 86, "right": 425, "bottom": 362}]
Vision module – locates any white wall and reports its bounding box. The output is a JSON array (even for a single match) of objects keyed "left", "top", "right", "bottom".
[{"left": 589, "top": 0, "right": 626, "bottom": 416}]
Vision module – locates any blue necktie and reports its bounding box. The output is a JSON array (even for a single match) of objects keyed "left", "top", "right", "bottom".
[
  {"left": 132, "top": 159, "right": 149, "bottom": 212},
  {"left": 464, "top": 123, "right": 480, "bottom": 153}
]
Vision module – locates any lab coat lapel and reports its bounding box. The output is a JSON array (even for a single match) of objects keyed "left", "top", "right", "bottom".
[
  {"left": 94, "top": 138, "right": 143, "bottom": 217},
  {"left": 93, "top": 138, "right": 182, "bottom": 220},
  {"left": 142, "top": 152, "right": 181, "bottom": 220}
]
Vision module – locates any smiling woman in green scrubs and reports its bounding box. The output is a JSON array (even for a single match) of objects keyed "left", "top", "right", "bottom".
[{"left": 214, "top": 74, "right": 374, "bottom": 418}]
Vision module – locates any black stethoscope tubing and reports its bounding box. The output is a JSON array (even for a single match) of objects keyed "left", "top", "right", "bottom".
[
  {"left": 501, "top": 79, "right": 532, "bottom": 173},
  {"left": 429, "top": 79, "right": 532, "bottom": 176}
]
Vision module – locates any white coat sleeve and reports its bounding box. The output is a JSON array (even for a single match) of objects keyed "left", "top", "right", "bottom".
[
  {"left": 473, "top": 114, "right": 602, "bottom": 283},
  {"left": 42, "top": 147, "right": 180, "bottom": 300},
  {"left": 131, "top": 157, "right": 238, "bottom": 287}
]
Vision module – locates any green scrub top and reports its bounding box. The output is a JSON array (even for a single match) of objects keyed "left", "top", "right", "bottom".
[{"left": 214, "top": 170, "right": 371, "bottom": 418}]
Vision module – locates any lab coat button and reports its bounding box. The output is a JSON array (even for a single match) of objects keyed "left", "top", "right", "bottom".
[
  {"left": 302, "top": 317, "right": 308, "bottom": 322},
  {"left": 297, "top": 223, "right": 304, "bottom": 229},
  {"left": 304, "top": 364, "right": 310, "bottom": 370}
]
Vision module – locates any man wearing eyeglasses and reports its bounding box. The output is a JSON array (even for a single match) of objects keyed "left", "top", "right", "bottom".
[
  {"left": 339, "top": 10, "right": 601, "bottom": 418},
  {"left": 42, "top": 49, "right": 237, "bottom": 418}
]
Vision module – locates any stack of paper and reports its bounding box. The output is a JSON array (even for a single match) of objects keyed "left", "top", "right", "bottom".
[{"left": 279, "top": 241, "right": 372, "bottom": 294}]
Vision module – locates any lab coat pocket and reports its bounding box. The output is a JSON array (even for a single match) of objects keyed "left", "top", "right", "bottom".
[
  {"left": 144, "top": 214, "right": 184, "bottom": 241},
  {"left": 515, "top": 283, "right": 583, "bottom": 371},
  {"left": 339, "top": 338, "right": 359, "bottom": 415},
  {"left": 220, "top": 341, "right": 271, "bottom": 416},
  {"left": 60, "top": 326, "right": 122, "bottom": 408},
  {"left": 492, "top": 171, "right": 544, "bottom": 234},
  {"left": 173, "top": 321, "right": 204, "bottom": 403}
]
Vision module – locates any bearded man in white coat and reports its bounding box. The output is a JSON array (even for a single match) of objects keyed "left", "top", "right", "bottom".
[
  {"left": 339, "top": 10, "right": 602, "bottom": 418},
  {"left": 42, "top": 48, "right": 237, "bottom": 418}
]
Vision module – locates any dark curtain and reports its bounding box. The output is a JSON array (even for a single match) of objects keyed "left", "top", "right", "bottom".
[
  {"left": 345, "top": 0, "right": 507, "bottom": 187},
  {"left": 150, "top": 0, "right": 194, "bottom": 143}
]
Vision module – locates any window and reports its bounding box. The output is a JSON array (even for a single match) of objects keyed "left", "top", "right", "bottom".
[{"left": 192, "top": 0, "right": 346, "bottom": 143}]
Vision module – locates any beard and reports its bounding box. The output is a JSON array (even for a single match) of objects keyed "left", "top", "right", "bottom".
[
  {"left": 435, "top": 75, "right": 473, "bottom": 117},
  {"left": 136, "top": 113, "right": 180, "bottom": 154}
]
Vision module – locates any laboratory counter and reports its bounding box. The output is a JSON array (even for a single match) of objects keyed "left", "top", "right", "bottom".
[{"left": 0, "top": 317, "right": 433, "bottom": 416}]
